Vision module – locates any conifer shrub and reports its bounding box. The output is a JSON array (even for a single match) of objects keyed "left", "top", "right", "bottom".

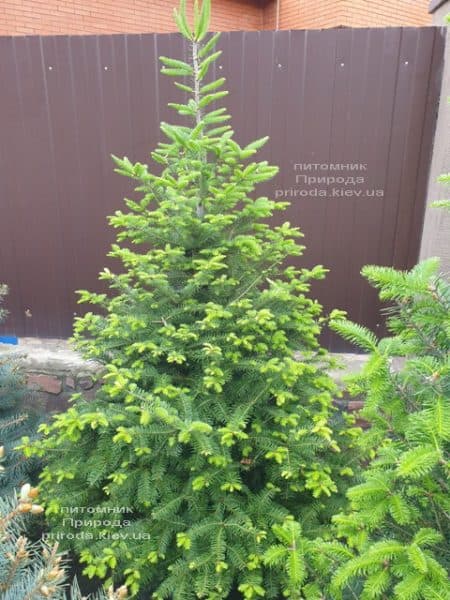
[
  {"left": 328, "top": 258, "right": 450, "bottom": 599},
  {"left": 0, "top": 285, "right": 43, "bottom": 495},
  {"left": 26, "top": 2, "right": 358, "bottom": 597}
]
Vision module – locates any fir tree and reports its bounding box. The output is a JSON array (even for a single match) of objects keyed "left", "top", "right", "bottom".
[
  {"left": 328, "top": 258, "right": 450, "bottom": 599},
  {"left": 26, "top": 1, "right": 357, "bottom": 597},
  {"left": 0, "top": 285, "right": 43, "bottom": 494}
]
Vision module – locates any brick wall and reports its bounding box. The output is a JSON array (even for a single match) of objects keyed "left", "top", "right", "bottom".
[
  {"left": 340, "top": 0, "right": 432, "bottom": 27},
  {"left": 0, "top": 0, "right": 263, "bottom": 36},
  {"left": 264, "top": 0, "right": 345, "bottom": 30},
  {"left": 263, "top": 0, "right": 431, "bottom": 29},
  {"left": 0, "top": 0, "right": 432, "bottom": 36}
]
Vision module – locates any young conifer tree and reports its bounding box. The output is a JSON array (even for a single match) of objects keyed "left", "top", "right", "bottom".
[
  {"left": 328, "top": 258, "right": 450, "bottom": 599},
  {"left": 26, "top": 2, "right": 357, "bottom": 597}
]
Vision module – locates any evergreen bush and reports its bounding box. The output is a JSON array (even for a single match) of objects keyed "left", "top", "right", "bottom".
[
  {"left": 328, "top": 258, "right": 450, "bottom": 599},
  {"left": 25, "top": 1, "right": 357, "bottom": 597}
]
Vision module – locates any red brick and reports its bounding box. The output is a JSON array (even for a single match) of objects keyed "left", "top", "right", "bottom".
[
  {"left": 27, "top": 373, "right": 62, "bottom": 395},
  {"left": 347, "top": 400, "right": 364, "bottom": 412}
]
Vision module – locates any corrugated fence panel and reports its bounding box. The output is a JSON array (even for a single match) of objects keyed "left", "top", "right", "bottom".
[{"left": 0, "top": 27, "right": 445, "bottom": 349}]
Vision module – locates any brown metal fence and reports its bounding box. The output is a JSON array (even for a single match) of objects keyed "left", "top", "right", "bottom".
[{"left": 0, "top": 27, "right": 445, "bottom": 350}]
